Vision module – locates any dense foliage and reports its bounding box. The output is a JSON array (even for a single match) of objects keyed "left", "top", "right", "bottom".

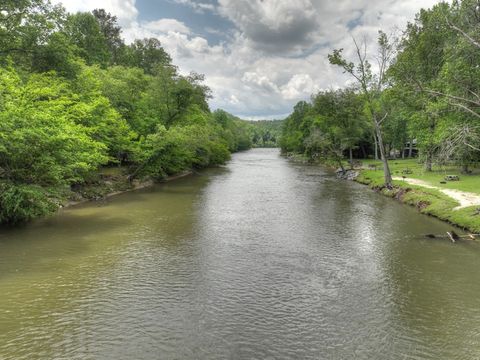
[
  {"left": 281, "top": 0, "right": 480, "bottom": 184},
  {"left": 0, "top": 0, "right": 251, "bottom": 223},
  {"left": 248, "top": 120, "right": 283, "bottom": 148},
  {"left": 280, "top": 91, "right": 369, "bottom": 168}
]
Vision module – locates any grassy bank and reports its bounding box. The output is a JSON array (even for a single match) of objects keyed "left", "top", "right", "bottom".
[{"left": 354, "top": 159, "right": 480, "bottom": 233}]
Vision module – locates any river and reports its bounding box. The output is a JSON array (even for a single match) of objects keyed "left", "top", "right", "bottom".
[{"left": 0, "top": 148, "right": 479, "bottom": 359}]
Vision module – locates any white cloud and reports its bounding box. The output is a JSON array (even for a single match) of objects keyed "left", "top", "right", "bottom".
[
  {"left": 281, "top": 74, "right": 319, "bottom": 100},
  {"left": 229, "top": 94, "right": 240, "bottom": 105},
  {"left": 173, "top": 0, "right": 217, "bottom": 14},
  {"left": 144, "top": 19, "right": 190, "bottom": 34},
  {"left": 242, "top": 72, "right": 279, "bottom": 92}
]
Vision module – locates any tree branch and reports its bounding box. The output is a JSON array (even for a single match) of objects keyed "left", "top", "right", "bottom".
[{"left": 446, "top": 16, "right": 480, "bottom": 49}]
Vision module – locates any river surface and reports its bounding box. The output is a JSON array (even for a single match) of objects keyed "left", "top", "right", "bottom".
[{"left": 1, "top": 148, "right": 479, "bottom": 359}]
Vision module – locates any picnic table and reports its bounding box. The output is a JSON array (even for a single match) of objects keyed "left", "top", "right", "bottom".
[{"left": 444, "top": 175, "right": 460, "bottom": 181}]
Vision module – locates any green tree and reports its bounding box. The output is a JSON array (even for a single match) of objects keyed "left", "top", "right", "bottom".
[
  {"left": 97, "top": 65, "right": 149, "bottom": 130},
  {"left": 68, "top": 65, "right": 136, "bottom": 162},
  {"left": 120, "top": 38, "right": 172, "bottom": 75},
  {"left": 280, "top": 101, "right": 312, "bottom": 153},
  {"left": 64, "top": 12, "right": 110, "bottom": 66},
  {"left": 92, "top": 8, "right": 124, "bottom": 64},
  {"left": 329, "top": 31, "right": 395, "bottom": 187},
  {"left": 389, "top": 2, "right": 452, "bottom": 170},
  {"left": 0, "top": 66, "right": 107, "bottom": 222},
  {"left": 0, "top": 0, "right": 66, "bottom": 70}
]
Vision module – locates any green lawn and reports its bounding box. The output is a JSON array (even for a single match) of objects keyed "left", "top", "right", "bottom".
[
  {"left": 356, "top": 158, "right": 480, "bottom": 195},
  {"left": 349, "top": 158, "right": 480, "bottom": 232}
]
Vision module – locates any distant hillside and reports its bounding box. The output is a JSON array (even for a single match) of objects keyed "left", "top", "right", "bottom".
[{"left": 247, "top": 120, "right": 284, "bottom": 148}]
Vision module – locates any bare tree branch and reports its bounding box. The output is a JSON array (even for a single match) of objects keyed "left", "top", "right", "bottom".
[
  {"left": 425, "top": 89, "right": 480, "bottom": 107},
  {"left": 446, "top": 16, "right": 480, "bottom": 49},
  {"left": 451, "top": 102, "right": 480, "bottom": 119}
]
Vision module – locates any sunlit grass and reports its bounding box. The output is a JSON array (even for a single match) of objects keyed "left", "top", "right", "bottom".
[
  {"left": 357, "top": 158, "right": 480, "bottom": 195},
  {"left": 353, "top": 158, "right": 480, "bottom": 233}
]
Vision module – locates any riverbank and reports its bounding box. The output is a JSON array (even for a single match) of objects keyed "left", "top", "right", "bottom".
[
  {"left": 283, "top": 153, "right": 480, "bottom": 233},
  {"left": 63, "top": 168, "right": 193, "bottom": 209},
  {"left": 354, "top": 160, "right": 480, "bottom": 233}
]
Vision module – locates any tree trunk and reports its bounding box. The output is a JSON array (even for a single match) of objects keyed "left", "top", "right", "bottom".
[
  {"left": 424, "top": 116, "right": 436, "bottom": 172},
  {"left": 401, "top": 147, "right": 405, "bottom": 159},
  {"left": 425, "top": 151, "right": 433, "bottom": 172},
  {"left": 374, "top": 119, "right": 392, "bottom": 187},
  {"left": 349, "top": 148, "right": 353, "bottom": 169},
  {"left": 374, "top": 134, "right": 379, "bottom": 160},
  {"left": 360, "top": 145, "right": 367, "bottom": 159},
  {"left": 336, "top": 154, "right": 345, "bottom": 174},
  {"left": 408, "top": 139, "right": 413, "bottom": 158},
  {"left": 390, "top": 144, "right": 396, "bottom": 159}
]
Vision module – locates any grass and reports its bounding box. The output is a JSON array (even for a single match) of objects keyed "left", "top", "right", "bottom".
[
  {"left": 353, "top": 158, "right": 480, "bottom": 233},
  {"left": 357, "top": 158, "right": 480, "bottom": 194}
]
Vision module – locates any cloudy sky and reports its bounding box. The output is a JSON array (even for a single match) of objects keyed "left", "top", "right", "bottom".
[{"left": 54, "top": 0, "right": 443, "bottom": 119}]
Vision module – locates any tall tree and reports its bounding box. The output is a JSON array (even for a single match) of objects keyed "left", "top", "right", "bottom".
[
  {"left": 389, "top": 3, "right": 452, "bottom": 170},
  {"left": 64, "top": 11, "right": 110, "bottom": 66},
  {"left": 0, "top": 0, "right": 65, "bottom": 69},
  {"left": 92, "top": 9, "right": 124, "bottom": 64},
  {"left": 329, "top": 31, "right": 395, "bottom": 187},
  {"left": 121, "top": 38, "right": 172, "bottom": 75}
]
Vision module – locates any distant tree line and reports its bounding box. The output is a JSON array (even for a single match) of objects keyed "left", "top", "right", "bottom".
[
  {"left": 0, "top": 0, "right": 252, "bottom": 223},
  {"left": 249, "top": 120, "right": 283, "bottom": 148},
  {"left": 281, "top": 0, "right": 480, "bottom": 187}
]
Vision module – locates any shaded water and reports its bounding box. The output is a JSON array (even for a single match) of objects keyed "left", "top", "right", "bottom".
[{"left": 1, "top": 148, "right": 479, "bottom": 359}]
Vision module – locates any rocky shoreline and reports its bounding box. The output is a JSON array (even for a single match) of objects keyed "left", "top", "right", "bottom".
[{"left": 63, "top": 170, "right": 193, "bottom": 209}]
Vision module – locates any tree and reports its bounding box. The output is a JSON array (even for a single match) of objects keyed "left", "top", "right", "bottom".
[
  {"left": 213, "top": 110, "right": 254, "bottom": 151},
  {"left": 0, "top": 66, "right": 107, "bottom": 222},
  {"left": 301, "top": 89, "right": 366, "bottom": 170},
  {"left": 0, "top": 0, "right": 253, "bottom": 224},
  {"left": 389, "top": 3, "right": 453, "bottom": 170},
  {"left": 135, "top": 66, "right": 212, "bottom": 132},
  {"left": 97, "top": 65, "right": 149, "bottom": 129},
  {"left": 68, "top": 65, "right": 136, "bottom": 162},
  {"left": 438, "top": 123, "right": 480, "bottom": 172},
  {"left": 0, "top": 0, "right": 66, "bottom": 70},
  {"left": 312, "top": 88, "right": 366, "bottom": 166},
  {"left": 64, "top": 11, "right": 110, "bottom": 66},
  {"left": 329, "top": 31, "right": 395, "bottom": 187},
  {"left": 32, "top": 32, "right": 82, "bottom": 77},
  {"left": 381, "top": 88, "right": 410, "bottom": 159},
  {"left": 280, "top": 101, "right": 312, "bottom": 153},
  {"left": 92, "top": 9, "right": 124, "bottom": 64},
  {"left": 120, "top": 38, "right": 172, "bottom": 75}
]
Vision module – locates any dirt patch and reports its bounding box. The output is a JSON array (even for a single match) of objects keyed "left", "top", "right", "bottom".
[
  {"left": 416, "top": 200, "right": 431, "bottom": 211},
  {"left": 394, "top": 187, "right": 409, "bottom": 201}
]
